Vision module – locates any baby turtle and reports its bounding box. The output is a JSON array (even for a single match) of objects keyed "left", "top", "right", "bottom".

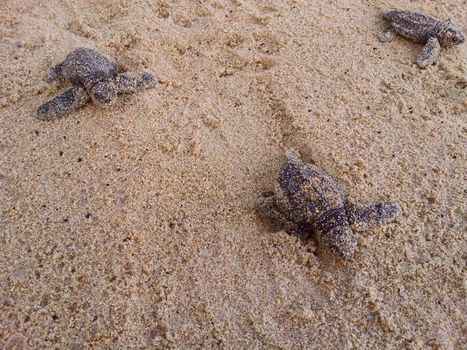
[
  {"left": 379, "top": 10, "right": 464, "bottom": 68},
  {"left": 257, "top": 150, "right": 400, "bottom": 261},
  {"left": 37, "top": 48, "right": 157, "bottom": 120}
]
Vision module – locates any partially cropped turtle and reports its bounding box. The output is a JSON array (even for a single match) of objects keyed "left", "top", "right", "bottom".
[
  {"left": 378, "top": 10, "right": 465, "bottom": 68},
  {"left": 37, "top": 48, "right": 157, "bottom": 120},
  {"left": 257, "top": 150, "right": 400, "bottom": 261}
]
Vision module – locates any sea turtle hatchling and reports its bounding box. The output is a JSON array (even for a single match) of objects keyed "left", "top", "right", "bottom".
[
  {"left": 378, "top": 10, "right": 465, "bottom": 68},
  {"left": 37, "top": 48, "right": 157, "bottom": 120},
  {"left": 257, "top": 150, "right": 400, "bottom": 261}
]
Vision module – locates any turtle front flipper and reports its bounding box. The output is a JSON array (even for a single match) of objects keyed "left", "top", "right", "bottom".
[
  {"left": 37, "top": 86, "right": 90, "bottom": 120},
  {"left": 416, "top": 37, "right": 441, "bottom": 68},
  {"left": 116, "top": 72, "right": 157, "bottom": 94},
  {"left": 348, "top": 202, "right": 400, "bottom": 231}
]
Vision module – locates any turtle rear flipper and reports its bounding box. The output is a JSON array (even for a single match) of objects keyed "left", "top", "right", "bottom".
[{"left": 378, "top": 27, "right": 397, "bottom": 42}]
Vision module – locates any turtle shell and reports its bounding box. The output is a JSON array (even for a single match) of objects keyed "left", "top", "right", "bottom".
[
  {"left": 384, "top": 11, "right": 442, "bottom": 44},
  {"left": 277, "top": 159, "right": 346, "bottom": 226},
  {"left": 62, "top": 48, "right": 118, "bottom": 87}
]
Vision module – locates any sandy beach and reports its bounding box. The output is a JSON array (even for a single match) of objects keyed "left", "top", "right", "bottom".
[{"left": 1, "top": 0, "right": 466, "bottom": 348}]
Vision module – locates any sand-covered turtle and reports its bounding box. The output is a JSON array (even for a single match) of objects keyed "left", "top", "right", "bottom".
[
  {"left": 378, "top": 10, "right": 465, "bottom": 68},
  {"left": 258, "top": 150, "right": 400, "bottom": 261},
  {"left": 37, "top": 48, "right": 157, "bottom": 120}
]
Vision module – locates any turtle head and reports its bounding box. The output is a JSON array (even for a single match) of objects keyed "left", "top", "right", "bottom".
[
  {"left": 439, "top": 19, "right": 465, "bottom": 46},
  {"left": 315, "top": 208, "right": 358, "bottom": 261},
  {"left": 89, "top": 80, "right": 117, "bottom": 106},
  {"left": 320, "top": 224, "right": 357, "bottom": 261}
]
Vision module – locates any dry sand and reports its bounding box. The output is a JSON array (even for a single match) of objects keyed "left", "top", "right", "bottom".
[{"left": 1, "top": 0, "right": 466, "bottom": 349}]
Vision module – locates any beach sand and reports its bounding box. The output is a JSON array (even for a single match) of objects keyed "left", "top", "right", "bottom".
[{"left": 1, "top": 0, "right": 466, "bottom": 348}]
